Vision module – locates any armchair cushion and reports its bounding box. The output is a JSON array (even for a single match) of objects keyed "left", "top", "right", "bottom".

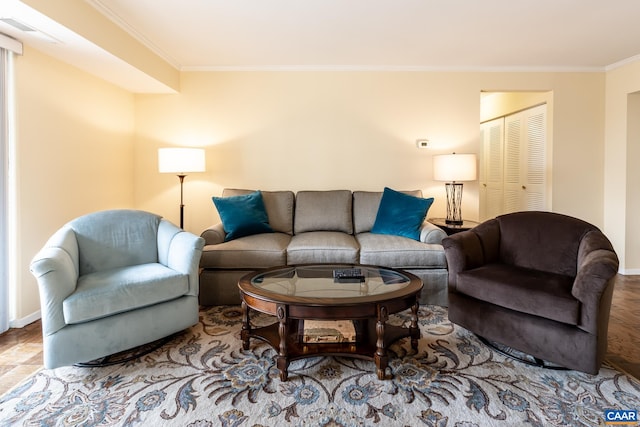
[
  {"left": 457, "top": 264, "right": 579, "bottom": 325},
  {"left": 63, "top": 263, "right": 188, "bottom": 324},
  {"left": 371, "top": 187, "right": 434, "bottom": 241},
  {"left": 213, "top": 190, "right": 273, "bottom": 241},
  {"left": 69, "top": 210, "right": 161, "bottom": 275}
]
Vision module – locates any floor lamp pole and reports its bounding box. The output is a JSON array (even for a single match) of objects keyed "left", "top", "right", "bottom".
[{"left": 178, "top": 174, "right": 186, "bottom": 229}]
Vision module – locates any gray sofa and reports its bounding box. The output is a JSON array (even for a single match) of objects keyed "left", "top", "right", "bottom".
[{"left": 199, "top": 189, "right": 448, "bottom": 306}]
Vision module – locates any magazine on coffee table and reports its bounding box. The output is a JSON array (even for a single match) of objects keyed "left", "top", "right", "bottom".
[{"left": 301, "top": 320, "right": 357, "bottom": 343}]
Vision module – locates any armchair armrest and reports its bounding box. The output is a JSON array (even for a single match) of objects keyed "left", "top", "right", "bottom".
[
  {"left": 441, "top": 218, "right": 501, "bottom": 291},
  {"left": 201, "top": 223, "right": 226, "bottom": 245},
  {"left": 158, "top": 220, "right": 205, "bottom": 296},
  {"left": 572, "top": 230, "right": 619, "bottom": 333},
  {"left": 419, "top": 221, "right": 447, "bottom": 244},
  {"left": 442, "top": 231, "right": 483, "bottom": 291},
  {"left": 29, "top": 227, "right": 80, "bottom": 336}
]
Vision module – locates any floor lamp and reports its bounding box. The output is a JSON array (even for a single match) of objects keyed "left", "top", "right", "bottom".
[
  {"left": 433, "top": 153, "right": 477, "bottom": 225},
  {"left": 158, "top": 148, "right": 206, "bottom": 229}
]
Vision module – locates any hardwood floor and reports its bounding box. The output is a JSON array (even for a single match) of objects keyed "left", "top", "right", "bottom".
[{"left": 1, "top": 275, "right": 638, "bottom": 396}]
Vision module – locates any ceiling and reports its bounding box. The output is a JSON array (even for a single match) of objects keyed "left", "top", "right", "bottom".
[{"left": 2, "top": 0, "right": 640, "bottom": 91}]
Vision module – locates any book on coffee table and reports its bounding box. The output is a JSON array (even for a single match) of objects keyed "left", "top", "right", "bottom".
[{"left": 301, "top": 320, "right": 357, "bottom": 343}]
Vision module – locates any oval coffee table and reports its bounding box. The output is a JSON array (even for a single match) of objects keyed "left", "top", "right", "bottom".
[{"left": 238, "top": 264, "right": 423, "bottom": 381}]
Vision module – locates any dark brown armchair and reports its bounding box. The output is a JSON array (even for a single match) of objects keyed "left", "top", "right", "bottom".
[{"left": 442, "top": 211, "right": 619, "bottom": 374}]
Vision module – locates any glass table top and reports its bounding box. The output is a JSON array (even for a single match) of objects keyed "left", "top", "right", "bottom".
[{"left": 250, "top": 265, "right": 412, "bottom": 299}]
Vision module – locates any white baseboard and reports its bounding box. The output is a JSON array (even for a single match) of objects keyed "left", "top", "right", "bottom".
[
  {"left": 9, "top": 310, "right": 41, "bottom": 328},
  {"left": 619, "top": 268, "right": 640, "bottom": 275}
]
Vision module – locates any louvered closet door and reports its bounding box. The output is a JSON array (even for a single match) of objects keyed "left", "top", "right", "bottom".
[
  {"left": 503, "top": 104, "right": 547, "bottom": 213},
  {"left": 480, "top": 118, "right": 504, "bottom": 221},
  {"left": 523, "top": 106, "right": 547, "bottom": 210},
  {"left": 503, "top": 114, "right": 522, "bottom": 213}
]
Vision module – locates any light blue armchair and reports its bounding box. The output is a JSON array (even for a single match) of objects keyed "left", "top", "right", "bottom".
[{"left": 30, "top": 210, "right": 205, "bottom": 369}]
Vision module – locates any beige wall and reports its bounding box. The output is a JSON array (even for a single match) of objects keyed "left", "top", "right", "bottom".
[
  {"left": 11, "top": 57, "right": 621, "bottom": 323},
  {"left": 12, "top": 47, "right": 135, "bottom": 320},
  {"left": 135, "top": 71, "right": 606, "bottom": 238},
  {"left": 605, "top": 60, "right": 640, "bottom": 273}
]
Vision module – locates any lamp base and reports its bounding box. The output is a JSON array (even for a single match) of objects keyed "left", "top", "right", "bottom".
[
  {"left": 445, "top": 218, "right": 464, "bottom": 226},
  {"left": 445, "top": 182, "right": 464, "bottom": 225}
]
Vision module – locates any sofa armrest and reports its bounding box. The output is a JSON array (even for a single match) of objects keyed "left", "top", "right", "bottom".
[
  {"left": 29, "top": 227, "right": 79, "bottom": 336},
  {"left": 419, "top": 221, "right": 447, "bottom": 244},
  {"left": 572, "top": 230, "right": 619, "bottom": 333},
  {"left": 158, "top": 220, "right": 205, "bottom": 296},
  {"left": 201, "top": 223, "right": 226, "bottom": 245}
]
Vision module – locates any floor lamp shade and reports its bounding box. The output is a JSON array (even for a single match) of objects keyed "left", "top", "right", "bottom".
[
  {"left": 433, "top": 153, "right": 477, "bottom": 225},
  {"left": 158, "top": 148, "right": 206, "bottom": 229},
  {"left": 158, "top": 148, "right": 206, "bottom": 174}
]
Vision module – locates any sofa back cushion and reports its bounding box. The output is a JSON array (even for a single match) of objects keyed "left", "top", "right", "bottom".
[
  {"left": 69, "top": 209, "right": 160, "bottom": 276},
  {"left": 353, "top": 190, "right": 423, "bottom": 234},
  {"left": 294, "top": 190, "right": 353, "bottom": 234},
  {"left": 223, "top": 189, "right": 295, "bottom": 235},
  {"left": 496, "top": 211, "right": 598, "bottom": 277}
]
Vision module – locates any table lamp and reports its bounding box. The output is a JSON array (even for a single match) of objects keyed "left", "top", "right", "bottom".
[
  {"left": 158, "top": 147, "right": 206, "bottom": 229},
  {"left": 433, "top": 153, "right": 477, "bottom": 225}
]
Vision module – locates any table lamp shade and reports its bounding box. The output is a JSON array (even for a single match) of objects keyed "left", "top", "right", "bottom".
[
  {"left": 433, "top": 153, "right": 477, "bottom": 182},
  {"left": 158, "top": 148, "right": 206, "bottom": 174},
  {"left": 432, "top": 153, "right": 477, "bottom": 225}
]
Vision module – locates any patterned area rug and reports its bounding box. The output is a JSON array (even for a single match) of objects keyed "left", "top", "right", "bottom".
[{"left": 1, "top": 305, "right": 639, "bottom": 426}]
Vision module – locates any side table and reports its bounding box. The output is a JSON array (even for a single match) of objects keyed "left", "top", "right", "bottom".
[{"left": 428, "top": 218, "right": 479, "bottom": 236}]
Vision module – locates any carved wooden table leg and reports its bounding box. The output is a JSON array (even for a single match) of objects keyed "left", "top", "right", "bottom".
[
  {"left": 241, "top": 301, "right": 250, "bottom": 350},
  {"left": 374, "top": 305, "right": 389, "bottom": 380},
  {"left": 410, "top": 298, "right": 420, "bottom": 351},
  {"left": 276, "top": 304, "right": 289, "bottom": 381}
]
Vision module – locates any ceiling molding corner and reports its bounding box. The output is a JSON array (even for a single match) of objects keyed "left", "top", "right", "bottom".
[{"left": 85, "top": 0, "right": 182, "bottom": 70}]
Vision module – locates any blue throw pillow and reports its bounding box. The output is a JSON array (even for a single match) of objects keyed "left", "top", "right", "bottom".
[
  {"left": 213, "top": 191, "right": 273, "bottom": 241},
  {"left": 371, "top": 187, "right": 434, "bottom": 241}
]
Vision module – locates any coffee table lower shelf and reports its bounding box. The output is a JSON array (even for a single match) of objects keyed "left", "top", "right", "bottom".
[{"left": 242, "top": 319, "right": 418, "bottom": 381}]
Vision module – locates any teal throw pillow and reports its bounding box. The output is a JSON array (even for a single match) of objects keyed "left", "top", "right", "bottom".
[
  {"left": 213, "top": 191, "right": 273, "bottom": 241},
  {"left": 371, "top": 187, "right": 434, "bottom": 241}
]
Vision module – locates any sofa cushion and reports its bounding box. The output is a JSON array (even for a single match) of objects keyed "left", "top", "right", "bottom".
[
  {"left": 200, "top": 232, "right": 290, "bottom": 269},
  {"left": 353, "top": 190, "right": 422, "bottom": 234},
  {"left": 456, "top": 263, "right": 579, "bottom": 326},
  {"left": 356, "top": 232, "right": 447, "bottom": 268},
  {"left": 294, "top": 190, "right": 353, "bottom": 234},
  {"left": 287, "top": 231, "right": 359, "bottom": 264},
  {"left": 64, "top": 263, "right": 188, "bottom": 324},
  {"left": 371, "top": 187, "right": 434, "bottom": 241},
  {"left": 222, "top": 189, "right": 295, "bottom": 235},
  {"left": 213, "top": 191, "right": 273, "bottom": 241}
]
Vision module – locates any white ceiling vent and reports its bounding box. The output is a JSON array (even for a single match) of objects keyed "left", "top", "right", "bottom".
[
  {"left": 0, "top": 17, "right": 60, "bottom": 44},
  {"left": 0, "top": 18, "right": 36, "bottom": 32}
]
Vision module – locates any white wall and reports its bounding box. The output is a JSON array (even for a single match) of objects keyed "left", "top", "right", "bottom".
[{"left": 12, "top": 47, "right": 135, "bottom": 321}]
